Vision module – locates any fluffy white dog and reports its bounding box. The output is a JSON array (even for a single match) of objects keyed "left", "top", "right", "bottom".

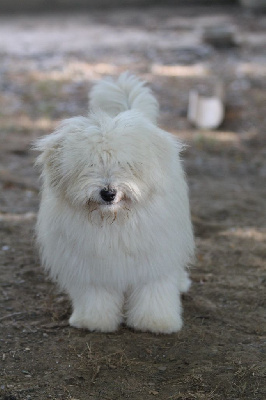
[{"left": 35, "top": 73, "right": 194, "bottom": 334}]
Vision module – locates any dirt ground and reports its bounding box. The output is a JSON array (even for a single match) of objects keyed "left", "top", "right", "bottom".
[{"left": 0, "top": 6, "right": 266, "bottom": 400}]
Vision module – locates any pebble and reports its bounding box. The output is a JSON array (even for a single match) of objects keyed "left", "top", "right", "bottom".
[{"left": 2, "top": 245, "right": 9, "bottom": 251}]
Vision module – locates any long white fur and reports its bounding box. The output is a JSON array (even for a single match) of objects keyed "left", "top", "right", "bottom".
[
  {"left": 35, "top": 72, "right": 194, "bottom": 334},
  {"left": 89, "top": 72, "right": 159, "bottom": 123}
]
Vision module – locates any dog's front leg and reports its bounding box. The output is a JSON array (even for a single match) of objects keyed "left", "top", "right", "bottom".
[
  {"left": 126, "top": 276, "right": 183, "bottom": 334},
  {"left": 68, "top": 285, "right": 124, "bottom": 332}
]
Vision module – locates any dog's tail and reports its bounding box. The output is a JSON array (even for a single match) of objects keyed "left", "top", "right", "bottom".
[{"left": 89, "top": 72, "right": 159, "bottom": 123}]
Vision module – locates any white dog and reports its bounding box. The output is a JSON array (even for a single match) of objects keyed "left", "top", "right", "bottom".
[{"left": 35, "top": 73, "right": 194, "bottom": 334}]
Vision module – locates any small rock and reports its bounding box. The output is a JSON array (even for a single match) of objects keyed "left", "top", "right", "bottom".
[
  {"left": 2, "top": 245, "right": 9, "bottom": 251},
  {"left": 149, "top": 390, "right": 159, "bottom": 395}
]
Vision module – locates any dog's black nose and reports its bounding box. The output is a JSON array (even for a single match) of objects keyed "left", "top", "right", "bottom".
[{"left": 100, "top": 188, "right": 117, "bottom": 203}]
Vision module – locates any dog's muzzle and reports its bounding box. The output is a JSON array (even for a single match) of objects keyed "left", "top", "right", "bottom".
[{"left": 100, "top": 188, "right": 117, "bottom": 203}]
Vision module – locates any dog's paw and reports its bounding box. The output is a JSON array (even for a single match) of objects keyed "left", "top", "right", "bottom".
[
  {"left": 126, "top": 313, "right": 183, "bottom": 334},
  {"left": 69, "top": 312, "right": 120, "bottom": 332}
]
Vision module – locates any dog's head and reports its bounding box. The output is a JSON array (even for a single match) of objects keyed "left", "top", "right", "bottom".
[{"left": 35, "top": 110, "right": 182, "bottom": 222}]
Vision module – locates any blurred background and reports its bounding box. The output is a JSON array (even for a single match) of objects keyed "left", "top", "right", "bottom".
[{"left": 1, "top": 2, "right": 266, "bottom": 400}]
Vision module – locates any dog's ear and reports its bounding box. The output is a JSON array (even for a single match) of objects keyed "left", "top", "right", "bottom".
[
  {"left": 156, "top": 127, "right": 185, "bottom": 158},
  {"left": 33, "top": 117, "right": 84, "bottom": 167},
  {"left": 33, "top": 131, "right": 64, "bottom": 168},
  {"left": 33, "top": 130, "right": 67, "bottom": 189}
]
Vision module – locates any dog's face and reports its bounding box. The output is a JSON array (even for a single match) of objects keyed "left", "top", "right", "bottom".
[{"left": 36, "top": 111, "right": 180, "bottom": 221}]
